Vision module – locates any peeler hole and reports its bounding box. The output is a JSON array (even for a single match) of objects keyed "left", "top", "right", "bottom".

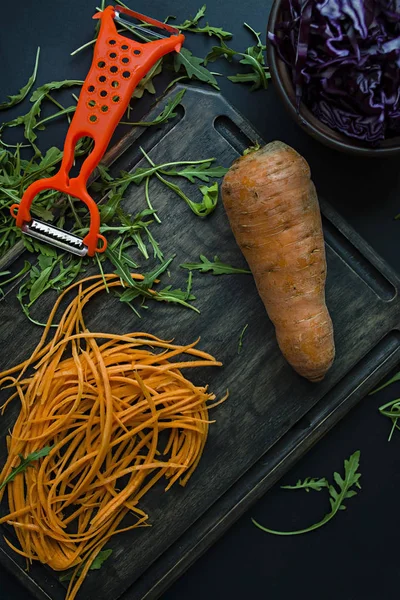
[
  {"left": 121, "top": 56, "right": 130, "bottom": 64},
  {"left": 111, "top": 80, "right": 119, "bottom": 88},
  {"left": 121, "top": 44, "right": 129, "bottom": 50},
  {"left": 10, "top": 204, "right": 19, "bottom": 218},
  {"left": 97, "top": 60, "right": 106, "bottom": 69},
  {"left": 110, "top": 66, "right": 118, "bottom": 74},
  {"left": 100, "top": 90, "right": 108, "bottom": 98},
  {"left": 98, "top": 75, "right": 107, "bottom": 83},
  {"left": 87, "top": 99, "right": 96, "bottom": 108},
  {"left": 108, "top": 39, "right": 116, "bottom": 45},
  {"left": 133, "top": 48, "right": 141, "bottom": 56},
  {"left": 112, "top": 95, "right": 120, "bottom": 103},
  {"left": 89, "top": 114, "right": 98, "bottom": 123},
  {"left": 101, "top": 105, "right": 109, "bottom": 112},
  {"left": 88, "top": 85, "right": 95, "bottom": 93},
  {"left": 122, "top": 71, "right": 130, "bottom": 79},
  {"left": 96, "top": 234, "right": 107, "bottom": 253},
  {"left": 109, "top": 51, "right": 118, "bottom": 59}
]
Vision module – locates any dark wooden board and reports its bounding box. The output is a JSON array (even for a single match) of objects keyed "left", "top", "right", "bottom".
[{"left": 1, "top": 84, "right": 400, "bottom": 600}]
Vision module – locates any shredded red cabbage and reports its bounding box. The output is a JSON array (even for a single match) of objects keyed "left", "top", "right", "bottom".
[{"left": 269, "top": 0, "right": 400, "bottom": 144}]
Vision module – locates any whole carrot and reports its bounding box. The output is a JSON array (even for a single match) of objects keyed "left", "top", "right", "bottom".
[{"left": 222, "top": 141, "right": 334, "bottom": 382}]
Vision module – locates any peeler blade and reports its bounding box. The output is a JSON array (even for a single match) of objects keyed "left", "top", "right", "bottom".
[
  {"left": 114, "top": 6, "right": 180, "bottom": 41},
  {"left": 22, "top": 220, "right": 88, "bottom": 257}
]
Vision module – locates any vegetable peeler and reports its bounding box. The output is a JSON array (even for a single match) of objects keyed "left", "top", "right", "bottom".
[{"left": 11, "top": 5, "right": 185, "bottom": 257}]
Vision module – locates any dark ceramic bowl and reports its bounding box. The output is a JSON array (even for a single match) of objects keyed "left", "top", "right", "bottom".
[{"left": 267, "top": 0, "right": 400, "bottom": 157}]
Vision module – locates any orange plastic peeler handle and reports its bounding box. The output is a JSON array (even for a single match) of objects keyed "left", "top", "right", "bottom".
[{"left": 12, "top": 5, "right": 185, "bottom": 256}]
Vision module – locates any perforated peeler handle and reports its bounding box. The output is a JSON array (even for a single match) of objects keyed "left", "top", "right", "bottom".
[{"left": 12, "top": 5, "right": 185, "bottom": 256}]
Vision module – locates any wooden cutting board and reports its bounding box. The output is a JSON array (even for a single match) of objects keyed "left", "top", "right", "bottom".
[{"left": 1, "top": 84, "right": 400, "bottom": 600}]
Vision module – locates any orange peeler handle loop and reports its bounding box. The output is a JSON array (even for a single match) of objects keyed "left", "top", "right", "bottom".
[{"left": 12, "top": 5, "right": 185, "bottom": 256}]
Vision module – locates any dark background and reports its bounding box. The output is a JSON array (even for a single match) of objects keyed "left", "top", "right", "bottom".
[{"left": 1, "top": 1, "right": 400, "bottom": 598}]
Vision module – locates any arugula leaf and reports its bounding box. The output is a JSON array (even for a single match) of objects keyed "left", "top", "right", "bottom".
[
  {"left": 0, "top": 48, "right": 40, "bottom": 111},
  {"left": 238, "top": 323, "right": 248, "bottom": 354},
  {"left": 17, "top": 253, "right": 84, "bottom": 320},
  {"left": 252, "top": 451, "right": 361, "bottom": 535},
  {"left": 0, "top": 446, "right": 52, "bottom": 491},
  {"left": 28, "top": 263, "right": 55, "bottom": 303},
  {"left": 0, "top": 261, "right": 31, "bottom": 296},
  {"left": 59, "top": 549, "right": 113, "bottom": 583},
  {"left": 205, "top": 23, "right": 270, "bottom": 91},
  {"left": 161, "top": 162, "right": 228, "bottom": 183},
  {"left": 180, "top": 255, "right": 251, "bottom": 275},
  {"left": 139, "top": 148, "right": 220, "bottom": 217},
  {"left": 105, "top": 248, "right": 173, "bottom": 293},
  {"left": 228, "top": 70, "right": 270, "bottom": 90},
  {"left": 106, "top": 249, "right": 198, "bottom": 312},
  {"left": 143, "top": 176, "right": 161, "bottom": 225},
  {"left": 156, "top": 285, "right": 199, "bottom": 312},
  {"left": 88, "top": 549, "right": 113, "bottom": 570},
  {"left": 101, "top": 157, "right": 213, "bottom": 190},
  {"left": 132, "top": 59, "right": 163, "bottom": 99},
  {"left": 174, "top": 48, "right": 219, "bottom": 90},
  {"left": 142, "top": 255, "right": 175, "bottom": 288},
  {"left": 34, "top": 105, "right": 76, "bottom": 130},
  {"left": 173, "top": 5, "right": 232, "bottom": 40},
  {"left": 22, "top": 146, "right": 63, "bottom": 186},
  {"left": 105, "top": 247, "right": 143, "bottom": 290},
  {"left": 281, "top": 477, "right": 329, "bottom": 493},
  {"left": 155, "top": 172, "right": 218, "bottom": 217},
  {"left": 205, "top": 41, "right": 238, "bottom": 64},
  {"left": 185, "top": 24, "right": 232, "bottom": 40},
  {"left": 99, "top": 208, "right": 163, "bottom": 262},
  {"left": 229, "top": 42, "right": 271, "bottom": 91},
  {"left": 2, "top": 80, "right": 83, "bottom": 154},
  {"left": 379, "top": 398, "right": 400, "bottom": 441},
  {"left": 121, "top": 89, "right": 186, "bottom": 127},
  {"left": 177, "top": 5, "right": 207, "bottom": 29},
  {"left": 198, "top": 182, "right": 219, "bottom": 215},
  {"left": 369, "top": 372, "right": 400, "bottom": 440}
]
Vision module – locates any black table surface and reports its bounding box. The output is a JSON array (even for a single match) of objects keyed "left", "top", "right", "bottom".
[{"left": 1, "top": 1, "right": 400, "bottom": 599}]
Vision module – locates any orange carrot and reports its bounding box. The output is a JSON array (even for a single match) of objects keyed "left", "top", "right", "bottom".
[
  {"left": 222, "top": 141, "right": 335, "bottom": 382},
  {"left": 0, "top": 273, "right": 227, "bottom": 600}
]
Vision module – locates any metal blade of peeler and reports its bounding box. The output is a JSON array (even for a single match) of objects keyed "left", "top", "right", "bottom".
[
  {"left": 114, "top": 17, "right": 166, "bottom": 40},
  {"left": 22, "top": 220, "right": 88, "bottom": 257},
  {"left": 114, "top": 6, "right": 180, "bottom": 40}
]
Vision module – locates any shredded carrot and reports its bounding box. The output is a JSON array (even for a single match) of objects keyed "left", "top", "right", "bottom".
[{"left": 0, "top": 273, "right": 227, "bottom": 600}]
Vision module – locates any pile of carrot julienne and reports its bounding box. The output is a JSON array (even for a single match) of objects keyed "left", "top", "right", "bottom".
[{"left": 0, "top": 273, "right": 225, "bottom": 600}]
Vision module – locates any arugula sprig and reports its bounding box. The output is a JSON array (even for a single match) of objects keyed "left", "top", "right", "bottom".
[
  {"left": 281, "top": 477, "right": 329, "bottom": 493},
  {"left": 180, "top": 255, "right": 251, "bottom": 275},
  {"left": 1, "top": 80, "right": 83, "bottom": 155},
  {"left": 370, "top": 372, "right": 400, "bottom": 440},
  {"left": 174, "top": 48, "right": 220, "bottom": 90},
  {"left": 161, "top": 162, "right": 228, "bottom": 183},
  {"left": 0, "top": 446, "right": 52, "bottom": 491},
  {"left": 0, "top": 48, "right": 41, "bottom": 111},
  {"left": 252, "top": 451, "right": 361, "bottom": 536},
  {"left": 139, "top": 148, "right": 223, "bottom": 217},
  {"left": 120, "top": 89, "right": 186, "bottom": 127},
  {"left": 17, "top": 252, "right": 84, "bottom": 324},
  {"left": 172, "top": 5, "right": 232, "bottom": 41},
  {"left": 108, "top": 249, "right": 199, "bottom": 313},
  {"left": 205, "top": 23, "right": 270, "bottom": 91},
  {"left": 0, "top": 261, "right": 31, "bottom": 296}
]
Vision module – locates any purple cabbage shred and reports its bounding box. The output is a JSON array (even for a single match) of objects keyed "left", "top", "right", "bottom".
[{"left": 269, "top": 0, "right": 400, "bottom": 144}]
